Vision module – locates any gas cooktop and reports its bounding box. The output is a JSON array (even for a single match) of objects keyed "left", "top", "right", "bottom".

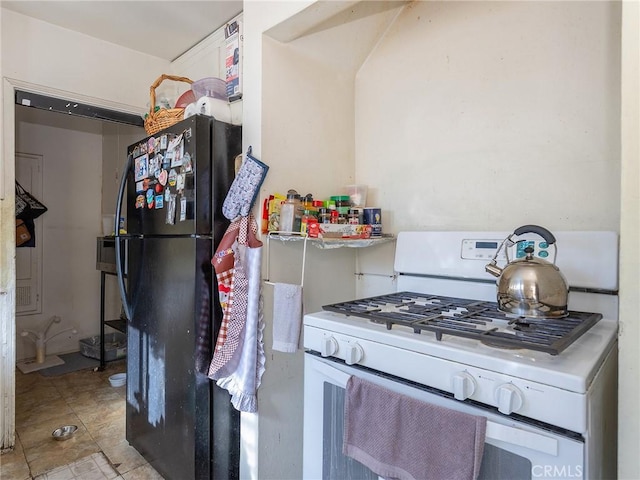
[{"left": 322, "top": 292, "right": 602, "bottom": 355}]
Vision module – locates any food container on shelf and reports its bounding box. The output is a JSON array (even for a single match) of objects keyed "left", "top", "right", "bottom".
[{"left": 344, "top": 184, "right": 368, "bottom": 207}]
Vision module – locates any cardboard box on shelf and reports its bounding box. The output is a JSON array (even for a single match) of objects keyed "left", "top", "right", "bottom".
[{"left": 319, "top": 224, "right": 372, "bottom": 239}]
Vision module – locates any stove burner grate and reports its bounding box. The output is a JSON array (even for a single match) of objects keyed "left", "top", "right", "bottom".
[{"left": 322, "top": 292, "right": 602, "bottom": 355}]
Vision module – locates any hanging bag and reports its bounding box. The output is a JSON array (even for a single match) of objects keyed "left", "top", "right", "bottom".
[
  {"left": 15, "top": 181, "right": 47, "bottom": 219},
  {"left": 16, "top": 219, "right": 31, "bottom": 246},
  {"left": 15, "top": 189, "right": 29, "bottom": 220}
]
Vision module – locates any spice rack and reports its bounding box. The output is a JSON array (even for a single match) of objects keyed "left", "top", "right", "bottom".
[
  {"left": 263, "top": 231, "right": 395, "bottom": 287},
  {"left": 266, "top": 232, "right": 394, "bottom": 250}
]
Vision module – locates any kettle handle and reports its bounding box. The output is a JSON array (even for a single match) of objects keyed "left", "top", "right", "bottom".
[{"left": 513, "top": 225, "right": 556, "bottom": 245}]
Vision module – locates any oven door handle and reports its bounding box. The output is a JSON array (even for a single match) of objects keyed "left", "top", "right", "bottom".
[
  {"left": 485, "top": 422, "right": 558, "bottom": 456},
  {"left": 311, "top": 358, "right": 352, "bottom": 388},
  {"left": 312, "top": 357, "right": 559, "bottom": 457}
]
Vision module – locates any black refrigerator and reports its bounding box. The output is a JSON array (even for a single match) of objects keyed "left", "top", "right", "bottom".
[{"left": 114, "top": 114, "right": 241, "bottom": 480}]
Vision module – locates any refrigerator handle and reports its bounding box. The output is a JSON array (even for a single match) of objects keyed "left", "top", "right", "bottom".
[{"left": 115, "top": 154, "right": 132, "bottom": 321}]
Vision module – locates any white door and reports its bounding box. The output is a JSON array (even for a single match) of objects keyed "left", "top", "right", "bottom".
[{"left": 15, "top": 152, "right": 43, "bottom": 315}]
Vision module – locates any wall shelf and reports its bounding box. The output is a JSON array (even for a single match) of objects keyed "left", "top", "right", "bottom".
[
  {"left": 267, "top": 232, "right": 395, "bottom": 250},
  {"left": 263, "top": 232, "right": 395, "bottom": 287}
]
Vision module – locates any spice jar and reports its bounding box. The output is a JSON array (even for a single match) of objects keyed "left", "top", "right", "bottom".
[
  {"left": 318, "top": 207, "right": 331, "bottom": 224},
  {"left": 279, "top": 192, "right": 301, "bottom": 233},
  {"left": 348, "top": 208, "right": 360, "bottom": 225},
  {"left": 331, "top": 195, "right": 351, "bottom": 215}
]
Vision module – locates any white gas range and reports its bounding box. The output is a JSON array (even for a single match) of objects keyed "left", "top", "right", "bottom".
[{"left": 303, "top": 230, "right": 618, "bottom": 480}]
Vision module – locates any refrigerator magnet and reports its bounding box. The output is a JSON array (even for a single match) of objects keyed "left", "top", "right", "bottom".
[
  {"left": 146, "top": 189, "right": 154, "bottom": 208},
  {"left": 171, "top": 146, "right": 183, "bottom": 167},
  {"left": 135, "top": 195, "right": 145, "bottom": 209},
  {"left": 134, "top": 154, "right": 149, "bottom": 181},
  {"left": 160, "top": 134, "right": 168, "bottom": 150},
  {"left": 148, "top": 156, "right": 160, "bottom": 178},
  {"left": 180, "top": 196, "right": 187, "bottom": 222},
  {"left": 166, "top": 194, "right": 176, "bottom": 224},
  {"left": 155, "top": 195, "right": 164, "bottom": 209},
  {"left": 176, "top": 173, "right": 185, "bottom": 191},
  {"left": 183, "top": 153, "right": 192, "bottom": 173},
  {"left": 167, "top": 133, "right": 182, "bottom": 152},
  {"left": 135, "top": 181, "right": 145, "bottom": 193},
  {"left": 164, "top": 150, "right": 174, "bottom": 168},
  {"left": 148, "top": 137, "right": 156, "bottom": 154},
  {"left": 168, "top": 169, "right": 178, "bottom": 187},
  {"left": 164, "top": 188, "right": 171, "bottom": 201}
]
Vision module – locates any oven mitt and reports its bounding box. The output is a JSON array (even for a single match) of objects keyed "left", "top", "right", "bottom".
[{"left": 222, "top": 147, "right": 269, "bottom": 221}]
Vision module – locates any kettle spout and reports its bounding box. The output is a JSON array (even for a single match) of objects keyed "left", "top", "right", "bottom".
[{"left": 485, "top": 261, "right": 503, "bottom": 277}]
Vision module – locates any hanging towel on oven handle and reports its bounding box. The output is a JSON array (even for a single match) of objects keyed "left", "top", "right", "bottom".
[{"left": 343, "top": 376, "right": 487, "bottom": 480}]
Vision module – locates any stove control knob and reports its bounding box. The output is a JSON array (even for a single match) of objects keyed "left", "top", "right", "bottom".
[
  {"left": 320, "top": 336, "right": 339, "bottom": 357},
  {"left": 495, "top": 384, "right": 524, "bottom": 415},
  {"left": 344, "top": 342, "right": 364, "bottom": 365},
  {"left": 452, "top": 372, "right": 476, "bottom": 400}
]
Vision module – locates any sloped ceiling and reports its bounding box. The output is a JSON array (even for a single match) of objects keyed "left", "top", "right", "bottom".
[{"left": 1, "top": 0, "right": 243, "bottom": 61}]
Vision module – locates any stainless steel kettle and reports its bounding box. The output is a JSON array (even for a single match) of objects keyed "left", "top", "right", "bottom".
[{"left": 485, "top": 225, "right": 569, "bottom": 318}]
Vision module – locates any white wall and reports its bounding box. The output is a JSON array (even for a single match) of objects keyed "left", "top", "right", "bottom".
[
  {"left": 14, "top": 107, "right": 103, "bottom": 360},
  {"left": 101, "top": 122, "right": 145, "bottom": 219},
  {"left": 618, "top": 2, "right": 640, "bottom": 478},
  {"left": 354, "top": 0, "right": 621, "bottom": 294},
  {"left": 246, "top": 1, "right": 631, "bottom": 479},
  {"left": 1, "top": 9, "right": 169, "bottom": 113}
]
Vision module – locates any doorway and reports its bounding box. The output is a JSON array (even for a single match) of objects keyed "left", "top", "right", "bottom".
[
  {"left": 1, "top": 82, "right": 145, "bottom": 452},
  {"left": 13, "top": 105, "right": 143, "bottom": 366}
]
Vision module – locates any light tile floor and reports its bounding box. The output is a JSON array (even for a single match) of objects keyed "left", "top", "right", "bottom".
[{"left": 1, "top": 360, "right": 164, "bottom": 480}]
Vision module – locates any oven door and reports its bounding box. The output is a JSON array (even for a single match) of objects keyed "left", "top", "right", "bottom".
[{"left": 303, "top": 353, "right": 585, "bottom": 480}]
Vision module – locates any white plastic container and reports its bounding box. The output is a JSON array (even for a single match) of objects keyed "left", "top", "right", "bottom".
[{"left": 344, "top": 185, "right": 368, "bottom": 207}]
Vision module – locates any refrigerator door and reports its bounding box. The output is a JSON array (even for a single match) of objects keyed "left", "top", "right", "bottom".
[
  {"left": 126, "top": 236, "right": 239, "bottom": 479},
  {"left": 126, "top": 115, "right": 239, "bottom": 236}
]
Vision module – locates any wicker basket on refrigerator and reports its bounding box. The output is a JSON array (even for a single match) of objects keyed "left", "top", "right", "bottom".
[{"left": 144, "top": 74, "right": 193, "bottom": 135}]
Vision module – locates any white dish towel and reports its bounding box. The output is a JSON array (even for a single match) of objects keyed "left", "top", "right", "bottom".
[{"left": 272, "top": 283, "right": 303, "bottom": 353}]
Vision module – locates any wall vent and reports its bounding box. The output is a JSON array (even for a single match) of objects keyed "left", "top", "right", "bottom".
[{"left": 16, "top": 286, "right": 32, "bottom": 307}]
